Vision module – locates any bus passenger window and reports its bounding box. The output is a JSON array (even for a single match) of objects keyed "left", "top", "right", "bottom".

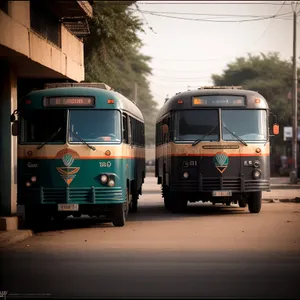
[{"left": 123, "top": 114, "right": 129, "bottom": 143}]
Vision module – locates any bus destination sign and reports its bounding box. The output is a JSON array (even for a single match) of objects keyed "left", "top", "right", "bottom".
[
  {"left": 43, "top": 97, "right": 95, "bottom": 107},
  {"left": 192, "top": 95, "right": 245, "bottom": 107}
]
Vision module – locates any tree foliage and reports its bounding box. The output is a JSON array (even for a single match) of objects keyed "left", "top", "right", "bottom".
[
  {"left": 212, "top": 52, "right": 300, "bottom": 149},
  {"left": 212, "top": 52, "right": 299, "bottom": 125},
  {"left": 83, "top": 1, "right": 158, "bottom": 145}
]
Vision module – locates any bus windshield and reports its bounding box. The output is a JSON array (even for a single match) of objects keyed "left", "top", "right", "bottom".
[
  {"left": 68, "top": 110, "right": 122, "bottom": 143},
  {"left": 21, "top": 110, "right": 66, "bottom": 144},
  {"left": 175, "top": 110, "right": 219, "bottom": 141},
  {"left": 221, "top": 109, "right": 267, "bottom": 141}
]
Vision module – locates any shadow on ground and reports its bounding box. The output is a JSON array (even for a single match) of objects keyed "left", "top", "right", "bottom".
[{"left": 25, "top": 202, "right": 250, "bottom": 234}]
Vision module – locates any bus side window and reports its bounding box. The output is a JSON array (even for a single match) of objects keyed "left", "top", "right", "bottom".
[{"left": 123, "top": 114, "right": 129, "bottom": 144}]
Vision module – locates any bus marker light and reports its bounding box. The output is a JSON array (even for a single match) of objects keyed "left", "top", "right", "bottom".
[
  {"left": 105, "top": 150, "right": 111, "bottom": 156},
  {"left": 26, "top": 182, "right": 31, "bottom": 187},
  {"left": 178, "top": 100, "right": 183, "bottom": 104},
  {"left": 25, "top": 100, "right": 31, "bottom": 104},
  {"left": 31, "top": 176, "right": 37, "bottom": 182},
  {"left": 255, "top": 98, "right": 261, "bottom": 104},
  {"left": 108, "top": 99, "right": 114, "bottom": 104},
  {"left": 255, "top": 147, "right": 261, "bottom": 153},
  {"left": 108, "top": 179, "right": 115, "bottom": 187}
]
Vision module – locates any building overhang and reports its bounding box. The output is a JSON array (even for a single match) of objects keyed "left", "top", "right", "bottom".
[
  {"left": 42, "top": 0, "right": 93, "bottom": 37},
  {"left": 44, "top": 1, "right": 93, "bottom": 18}
]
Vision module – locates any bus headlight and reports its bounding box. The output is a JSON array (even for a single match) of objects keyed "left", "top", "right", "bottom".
[
  {"left": 252, "top": 169, "right": 261, "bottom": 179},
  {"left": 31, "top": 176, "right": 37, "bottom": 182},
  {"left": 108, "top": 179, "right": 115, "bottom": 187},
  {"left": 183, "top": 172, "right": 189, "bottom": 179},
  {"left": 100, "top": 174, "right": 108, "bottom": 184}
]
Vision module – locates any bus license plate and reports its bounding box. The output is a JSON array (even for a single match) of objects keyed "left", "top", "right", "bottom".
[
  {"left": 58, "top": 204, "right": 79, "bottom": 211},
  {"left": 212, "top": 191, "right": 232, "bottom": 197}
]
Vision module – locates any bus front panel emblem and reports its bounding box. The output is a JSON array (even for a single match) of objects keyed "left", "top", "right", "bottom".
[
  {"left": 213, "top": 152, "right": 229, "bottom": 174},
  {"left": 55, "top": 149, "right": 81, "bottom": 185}
]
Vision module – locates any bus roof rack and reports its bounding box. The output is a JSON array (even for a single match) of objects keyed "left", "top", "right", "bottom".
[
  {"left": 198, "top": 86, "right": 243, "bottom": 90},
  {"left": 44, "top": 82, "right": 113, "bottom": 90}
]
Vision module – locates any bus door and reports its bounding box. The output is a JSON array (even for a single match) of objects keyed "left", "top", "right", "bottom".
[{"left": 162, "top": 116, "right": 170, "bottom": 183}]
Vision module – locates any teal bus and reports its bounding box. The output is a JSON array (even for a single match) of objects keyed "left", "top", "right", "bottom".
[{"left": 11, "top": 82, "right": 146, "bottom": 228}]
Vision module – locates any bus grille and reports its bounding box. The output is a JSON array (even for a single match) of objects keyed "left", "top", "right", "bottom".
[
  {"left": 18, "top": 187, "right": 123, "bottom": 204},
  {"left": 170, "top": 178, "right": 270, "bottom": 192}
]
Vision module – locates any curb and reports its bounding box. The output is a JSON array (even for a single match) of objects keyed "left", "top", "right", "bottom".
[
  {"left": 263, "top": 198, "right": 300, "bottom": 203},
  {"left": 0, "top": 230, "right": 33, "bottom": 248}
]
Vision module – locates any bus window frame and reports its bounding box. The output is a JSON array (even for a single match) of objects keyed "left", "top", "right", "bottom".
[
  {"left": 174, "top": 108, "right": 220, "bottom": 144},
  {"left": 220, "top": 108, "right": 268, "bottom": 143},
  {"left": 68, "top": 108, "right": 122, "bottom": 145}
]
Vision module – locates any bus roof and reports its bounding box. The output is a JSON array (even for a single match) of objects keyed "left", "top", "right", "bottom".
[
  {"left": 157, "top": 88, "right": 269, "bottom": 120},
  {"left": 22, "top": 84, "right": 144, "bottom": 121}
]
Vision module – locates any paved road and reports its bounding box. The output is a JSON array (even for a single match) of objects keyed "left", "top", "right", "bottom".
[{"left": 1, "top": 192, "right": 300, "bottom": 299}]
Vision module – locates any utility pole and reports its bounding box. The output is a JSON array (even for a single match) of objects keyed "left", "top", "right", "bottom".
[
  {"left": 290, "top": 7, "right": 298, "bottom": 183},
  {"left": 133, "top": 81, "right": 138, "bottom": 106}
]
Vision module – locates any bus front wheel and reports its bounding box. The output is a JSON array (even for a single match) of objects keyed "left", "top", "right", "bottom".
[
  {"left": 24, "top": 205, "right": 49, "bottom": 231},
  {"left": 170, "top": 193, "right": 188, "bottom": 213},
  {"left": 247, "top": 192, "right": 262, "bottom": 213},
  {"left": 112, "top": 190, "right": 129, "bottom": 227}
]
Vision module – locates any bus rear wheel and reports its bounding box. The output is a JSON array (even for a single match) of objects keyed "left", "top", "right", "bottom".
[
  {"left": 170, "top": 193, "right": 188, "bottom": 213},
  {"left": 162, "top": 185, "right": 172, "bottom": 211},
  {"left": 129, "top": 182, "right": 138, "bottom": 213},
  {"left": 247, "top": 191, "right": 262, "bottom": 213},
  {"left": 112, "top": 189, "right": 129, "bottom": 227}
]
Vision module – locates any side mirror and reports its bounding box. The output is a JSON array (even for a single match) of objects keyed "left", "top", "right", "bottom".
[
  {"left": 12, "top": 121, "right": 19, "bottom": 136},
  {"left": 272, "top": 123, "right": 279, "bottom": 135}
]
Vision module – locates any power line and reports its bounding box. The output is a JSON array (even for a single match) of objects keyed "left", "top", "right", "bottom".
[
  {"left": 135, "top": 2, "right": 291, "bottom": 5},
  {"left": 130, "top": 8, "right": 291, "bottom": 19},
  {"left": 152, "top": 67, "right": 218, "bottom": 73},
  {"left": 134, "top": 3, "right": 157, "bottom": 34},
  {"left": 252, "top": 1, "right": 286, "bottom": 45},
  {"left": 149, "top": 51, "right": 263, "bottom": 62},
  {"left": 139, "top": 11, "right": 291, "bottom": 23}
]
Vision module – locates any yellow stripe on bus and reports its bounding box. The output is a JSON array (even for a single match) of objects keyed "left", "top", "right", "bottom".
[
  {"left": 18, "top": 144, "right": 145, "bottom": 159},
  {"left": 155, "top": 142, "right": 269, "bottom": 158}
]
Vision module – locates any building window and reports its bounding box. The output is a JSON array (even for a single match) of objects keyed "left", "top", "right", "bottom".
[
  {"left": 30, "top": 0, "right": 61, "bottom": 48},
  {"left": 0, "top": 0, "right": 9, "bottom": 14}
]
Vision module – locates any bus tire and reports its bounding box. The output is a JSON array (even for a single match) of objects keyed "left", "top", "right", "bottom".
[
  {"left": 170, "top": 193, "right": 188, "bottom": 213},
  {"left": 112, "top": 189, "right": 129, "bottom": 227},
  {"left": 129, "top": 182, "right": 138, "bottom": 213},
  {"left": 24, "top": 206, "right": 48, "bottom": 231},
  {"left": 130, "top": 193, "right": 138, "bottom": 213},
  {"left": 247, "top": 192, "right": 262, "bottom": 213},
  {"left": 238, "top": 198, "right": 247, "bottom": 208},
  {"left": 162, "top": 185, "right": 172, "bottom": 211}
]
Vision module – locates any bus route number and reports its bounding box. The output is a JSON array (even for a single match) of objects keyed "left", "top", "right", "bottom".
[{"left": 99, "top": 161, "right": 111, "bottom": 168}]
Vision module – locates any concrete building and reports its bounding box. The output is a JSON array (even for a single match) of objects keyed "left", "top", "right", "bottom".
[{"left": 0, "top": 0, "right": 93, "bottom": 230}]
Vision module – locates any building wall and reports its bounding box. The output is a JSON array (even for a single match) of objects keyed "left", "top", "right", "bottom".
[{"left": 0, "top": 1, "right": 85, "bottom": 82}]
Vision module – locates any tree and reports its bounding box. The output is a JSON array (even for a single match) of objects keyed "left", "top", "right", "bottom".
[
  {"left": 211, "top": 52, "right": 300, "bottom": 164},
  {"left": 84, "top": 1, "right": 158, "bottom": 145},
  {"left": 212, "top": 52, "right": 300, "bottom": 126}
]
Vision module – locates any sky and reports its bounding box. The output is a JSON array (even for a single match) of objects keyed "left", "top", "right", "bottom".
[{"left": 131, "top": 1, "right": 300, "bottom": 109}]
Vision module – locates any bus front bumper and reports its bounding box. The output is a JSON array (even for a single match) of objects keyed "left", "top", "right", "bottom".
[{"left": 17, "top": 186, "right": 124, "bottom": 205}]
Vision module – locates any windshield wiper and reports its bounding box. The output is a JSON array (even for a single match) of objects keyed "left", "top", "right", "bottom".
[
  {"left": 69, "top": 130, "right": 96, "bottom": 151},
  {"left": 223, "top": 124, "right": 248, "bottom": 146},
  {"left": 37, "top": 127, "right": 62, "bottom": 150},
  {"left": 192, "top": 124, "right": 218, "bottom": 146}
]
